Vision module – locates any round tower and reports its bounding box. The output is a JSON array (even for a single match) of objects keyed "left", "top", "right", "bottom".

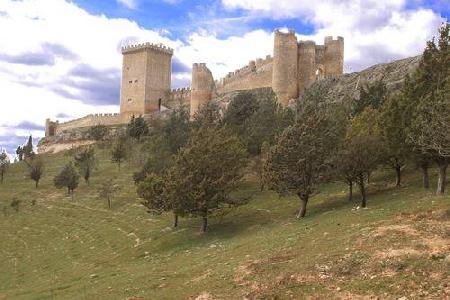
[
  {"left": 272, "top": 29, "right": 298, "bottom": 106},
  {"left": 324, "top": 36, "right": 344, "bottom": 77},
  {"left": 190, "top": 63, "right": 215, "bottom": 118},
  {"left": 297, "top": 40, "right": 316, "bottom": 95}
]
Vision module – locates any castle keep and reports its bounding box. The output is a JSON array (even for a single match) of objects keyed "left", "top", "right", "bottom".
[{"left": 45, "top": 29, "right": 344, "bottom": 137}]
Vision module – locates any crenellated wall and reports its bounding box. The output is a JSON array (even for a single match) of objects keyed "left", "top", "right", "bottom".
[
  {"left": 215, "top": 55, "right": 273, "bottom": 94},
  {"left": 51, "top": 113, "right": 122, "bottom": 135},
  {"left": 165, "top": 87, "right": 191, "bottom": 109}
]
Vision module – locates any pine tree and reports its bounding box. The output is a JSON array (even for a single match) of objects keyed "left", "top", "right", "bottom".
[{"left": 54, "top": 162, "right": 80, "bottom": 199}]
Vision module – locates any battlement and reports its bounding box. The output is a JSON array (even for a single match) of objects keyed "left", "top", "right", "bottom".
[
  {"left": 170, "top": 87, "right": 191, "bottom": 93},
  {"left": 324, "top": 36, "right": 344, "bottom": 44},
  {"left": 274, "top": 28, "right": 296, "bottom": 35},
  {"left": 298, "top": 40, "right": 316, "bottom": 47},
  {"left": 121, "top": 42, "right": 173, "bottom": 55}
]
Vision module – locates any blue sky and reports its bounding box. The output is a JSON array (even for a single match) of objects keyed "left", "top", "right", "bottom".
[{"left": 0, "top": 0, "right": 448, "bottom": 158}]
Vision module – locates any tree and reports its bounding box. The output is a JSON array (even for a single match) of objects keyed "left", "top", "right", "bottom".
[
  {"left": 137, "top": 173, "right": 178, "bottom": 226},
  {"left": 126, "top": 115, "right": 149, "bottom": 140},
  {"left": 88, "top": 124, "right": 108, "bottom": 141},
  {"left": 351, "top": 79, "right": 388, "bottom": 116},
  {"left": 250, "top": 141, "right": 271, "bottom": 191},
  {"left": 74, "top": 146, "right": 97, "bottom": 184},
  {"left": 407, "top": 22, "right": 450, "bottom": 194},
  {"left": 23, "top": 135, "right": 34, "bottom": 160},
  {"left": 379, "top": 93, "right": 410, "bottom": 187},
  {"left": 26, "top": 157, "right": 44, "bottom": 188},
  {"left": 223, "top": 91, "right": 259, "bottom": 135},
  {"left": 54, "top": 162, "right": 80, "bottom": 199},
  {"left": 98, "top": 178, "right": 120, "bottom": 209},
  {"left": 265, "top": 84, "right": 346, "bottom": 218},
  {"left": 16, "top": 146, "right": 23, "bottom": 161},
  {"left": 164, "top": 125, "right": 248, "bottom": 233},
  {"left": 0, "top": 151, "right": 9, "bottom": 184},
  {"left": 333, "top": 146, "right": 358, "bottom": 202},
  {"left": 244, "top": 93, "right": 294, "bottom": 155},
  {"left": 111, "top": 135, "right": 127, "bottom": 170},
  {"left": 132, "top": 135, "right": 172, "bottom": 183},
  {"left": 344, "top": 108, "right": 382, "bottom": 207},
  {"left": 163, "top": 107, "right": 190, "bottom": 155},
  {"left": 266, "top": 115, "right": 340, "bottom": 218}
]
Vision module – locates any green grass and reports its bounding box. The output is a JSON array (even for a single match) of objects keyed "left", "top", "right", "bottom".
[{"left": 0, "top": 147, "right": 449, "bottom": 299}]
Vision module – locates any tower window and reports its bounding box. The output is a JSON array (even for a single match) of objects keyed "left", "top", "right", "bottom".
[
  {"left": 128, "top": 98, "right": 132, "bottom": 102},
  {"left": 135, "top": 80, "right": 138, "bottom": 83},
  {"left": 129, "top": 80, "right": 133, "bottom": 84}
]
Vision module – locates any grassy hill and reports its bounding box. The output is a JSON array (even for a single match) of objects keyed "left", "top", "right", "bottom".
[{"left": 0, "top": 146, "right": 449, "bottom": 299}]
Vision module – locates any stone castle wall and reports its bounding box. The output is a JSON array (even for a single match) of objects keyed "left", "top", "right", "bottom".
[
  {"left": 54, "top": 113, "right": 122, "bottom": 135},
  {"left": 165, "top": 87, "right": 191, "bottom": 109},
  {"left": 215, "top": 55, "right": 273, "bottom": 94}
]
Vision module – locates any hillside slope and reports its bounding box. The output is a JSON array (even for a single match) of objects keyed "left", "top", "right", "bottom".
[{"left": 0, "top": 146, "right": 449, "bottom": 299}]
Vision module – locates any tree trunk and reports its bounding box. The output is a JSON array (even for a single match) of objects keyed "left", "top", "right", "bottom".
[
  {"left": 395, "top": 166, "right": 401, "bottom": 187},
  {"left": 107, "top": 196, "right": 111, "bottom": 209},
  {"left": 421, "top": 164, "right": 430, "bottom": 189},
  {"left": 437, "top": 162, "right": 447, "bottom": 194},
  {"left": 348, "top": 180, "right": 353, "bottom": 202},
  {"left": 201, "top": 214, "right": 208, "bottom": 233},
  {"left": 358, "top": 175, "right": 366, "bottom": 208},
  {"left": 35, "top": 180, "right": 39, "bottom": 188},
  {"left": 67, "top": 187, "right": 71, "bottom": 195},
  {"left": 296, "top": 194, "right": 309, "bottom": 219},
  {"left": 71, "top": 190, "right": 74, "bottom": 201},
  {"left": 366, "top": 172, "right": 371, "bottom": 184},
  {"left": 173, "top": 213, "right": 178, "bottom": 228}
]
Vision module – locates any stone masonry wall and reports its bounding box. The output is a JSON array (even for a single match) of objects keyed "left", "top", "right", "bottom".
[
  {"left": 215, "top": 56, "right": 273, "bottom": 94},
  {"left": 55, "top": 113, "right": 122, "bottom": 135}
]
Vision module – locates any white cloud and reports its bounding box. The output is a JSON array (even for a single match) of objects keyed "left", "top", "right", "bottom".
[
  {"left": 222, "top": 0, "right": 444, "bottom": 72},
  {"left": 116, "top": 0, "right": 138, "bottom": 9},
  {"left": 0, "top": 0, "right": 180, "bottom": 142}
]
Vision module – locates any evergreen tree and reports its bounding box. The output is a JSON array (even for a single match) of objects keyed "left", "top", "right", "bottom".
[
  {"left": 54, "top": 162, "right": 79, "bottom": 199},
  {"left": 74, "top": 146, "right": 97, "bottom": 184},
  {"left": 0, "top": 151, "right": 9, "bottom": 184},
  {"left": 26, "top": 157, "right": 44, "bottom": 188},
  {"left": 163, "top": 107, "right": 190, "bottom": 154},
  {"left": 407, "top": 22, "right": 450, "bottom": 193},
  {"left": 111, "top": 135, "right": 127, "bottom": 170},
  {"left": 379, "top": 93, "right": 411, "bottom": 187},
  {"left": 16, "top": 146, "right": 23, "bottom": 161},
  {"left": 127, "top": 115, "right": 149, "bottom": 140},
  {"left": 164, "top": 125, "right": 247, "bottom": 233},
  {"left": 351, "top": 79, "right": 388, "bottom": 116},
  {"left": 266, "top": 85, "right": 345, "bottom": 218},
  {"left": 23, "top": 135, "right": 34, "bottom": 160},
  {"left": 98, "top": 178, "right": 120, "bottom": 209},
  {"left": 88, "top": 124, "right": 108, "bottom": 141}
]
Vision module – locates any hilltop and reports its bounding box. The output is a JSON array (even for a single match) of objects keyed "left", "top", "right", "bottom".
[{"left": 1, "top": 144, "right": 449, "bottom": 299}]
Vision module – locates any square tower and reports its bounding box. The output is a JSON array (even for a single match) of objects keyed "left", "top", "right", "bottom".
[{"left": 120, "top": 43, "right": 173, "bottom": 120}]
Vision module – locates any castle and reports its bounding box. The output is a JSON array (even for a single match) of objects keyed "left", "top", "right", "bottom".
[{"left": 45, "top": 29, "right": 344, "bottom": 137}]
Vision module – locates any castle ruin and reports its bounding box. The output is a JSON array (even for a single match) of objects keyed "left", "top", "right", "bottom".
[{"left": 44, "top": 29, "right": 344, "bottom": 137}]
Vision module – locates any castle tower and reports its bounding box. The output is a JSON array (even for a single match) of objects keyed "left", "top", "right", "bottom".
[
  {"left": 297, "top": 41, "right": 317, "bottom": 95},
  {"left": 190, "top": 63, "right": 215, "bottom": 118},
  {"left": 324, "top": 36, "right": 344, "bottom": 77},
  {"left": 120, "top": 43, "right": 173, "bottom": 121},
  {"left": 272, "top": 29, "right": 299, "bottom": 106}
]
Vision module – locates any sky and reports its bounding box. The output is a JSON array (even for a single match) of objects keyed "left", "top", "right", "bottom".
[{"left": 0, "top": 0, "right": 448, "bottom": 158}]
